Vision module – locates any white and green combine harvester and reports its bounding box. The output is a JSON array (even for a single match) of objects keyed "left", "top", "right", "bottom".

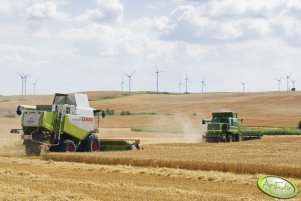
[{"left": 11, "top": 93, "right": 105, "bottom": 156}]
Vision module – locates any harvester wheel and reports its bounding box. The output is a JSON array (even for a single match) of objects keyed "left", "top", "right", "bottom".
[
  {"left": 234, "top": 134, "right": 241, "bottom": 142},
  {"left": 49, "top": 145, "right": 59, "bottom": 152},
  {"left": 25, "top": 145, "right": 41, "bottom": 156},
  {"left": 83, "top": 134, "right": 99, "bottom": 152},
  {"left": 60, "top": 140, "right": 76, "bottom": 152},
  {"left": 205, "top": 137, "right": 220, "bottom": 143}
]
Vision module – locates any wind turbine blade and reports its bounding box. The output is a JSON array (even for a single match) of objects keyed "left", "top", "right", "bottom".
[
  {"left": 131, "top": 71, "right": 136, "bottom": 77},
  {"left": 155, "top": 64, "right": 158, "bottom": 72}
]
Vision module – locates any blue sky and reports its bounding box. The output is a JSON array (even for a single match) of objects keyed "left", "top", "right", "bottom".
[{"left": 0, "top": 0, "right": 300, "bottom": 95}]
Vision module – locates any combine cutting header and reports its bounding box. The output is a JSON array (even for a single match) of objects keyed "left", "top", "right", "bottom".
[
  {"left": 11, "top": 93, "right": 105, "bottom": 155},
  {"left": 202, "top": 112, "right": 261, "bottom": 142}
]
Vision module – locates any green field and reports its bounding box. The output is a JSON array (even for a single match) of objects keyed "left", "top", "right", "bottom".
[
  {"left": 241, "top": 127, "right": 301, "bottom": 135},
  {"left": 132, "top": 126, "right": 301, "bottom": 135}
]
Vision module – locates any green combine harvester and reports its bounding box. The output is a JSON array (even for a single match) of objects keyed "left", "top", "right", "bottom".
[{"left": 202, "top": 112, "right": 261, "bottom": 142}]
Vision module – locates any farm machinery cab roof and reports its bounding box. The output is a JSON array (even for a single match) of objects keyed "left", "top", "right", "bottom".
[{"left": 211, "top": 112, "right": 238, "bottom": 121}]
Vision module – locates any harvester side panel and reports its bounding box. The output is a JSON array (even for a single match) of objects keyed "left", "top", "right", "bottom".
[
  {"left": 62, "top": 114, "right": 94, "bottom": 140},
  {"left": 38, "top": 111, "right": 55, "bottom": 131}
]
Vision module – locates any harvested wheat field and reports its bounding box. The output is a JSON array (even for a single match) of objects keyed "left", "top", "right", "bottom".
[
  {"left": 45, "top": 136, "right": 301, "bottom": 178},
  {"left": 1, "top": 156, "right": 291, "bottom": 201},
  {"left": 0, "top": 91, "right": 301, "bottom": 200}
]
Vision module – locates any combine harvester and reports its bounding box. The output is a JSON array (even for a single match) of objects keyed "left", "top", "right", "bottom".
[
  {"left": 202, "top": 112, "right": 261, "bottom": 142},
  {"left": 11, "top": 93, "right": 142, "bottom": 156}
]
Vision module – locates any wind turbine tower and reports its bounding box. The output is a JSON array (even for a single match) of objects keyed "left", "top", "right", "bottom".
[
  {"left": 32, "top": 78, "right": 38, "bottom": 95},
  {"left": 291, "top": 78, "right": 298, "bottom": 89},
  {"left": 121, "top": 76, "right": 125, "bottom": 92},
  {"left": 276, "top": 77, "right": 281, "bottom": 91},
  {"left": 178, "top": 79, "right": 183, "bottom": 93},
  {"left": 24, "top": 73, "right": 31, "bottom": 96},
  {"left": 124, "top": 72, "right": 135, "bottom": 93},
  {"left": 17, "top": 73, "right": 25, "bottom": 95},
  {"left": 184, "top": 72, "right": 190, "bottom": 94},
  {"left": 155, "top": 65, "right": 164, "bottom": 94},
  {"left": 201, "top": 78, "right": 206, "bottom": 93},
  {"left": 286, "top": 75, "right": 290, "bottom": 91},
  {"left": 241, "top": 81, "right": 248, "bottom": 93}
]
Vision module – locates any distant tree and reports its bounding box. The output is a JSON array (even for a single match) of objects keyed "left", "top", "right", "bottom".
[
  {"left": 105, "top": 108, "right": 115, "bottom": 115},
  {"left": 120, "top": 111, "right": 131, "bottom": 116}
]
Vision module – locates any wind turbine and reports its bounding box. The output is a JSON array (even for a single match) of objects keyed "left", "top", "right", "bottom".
[
  {"left": 201, "top": 77, "right": 206, "bottom": 93},
  {"left": 286, "top": 74, "right": 290, "bottom": 91},
  {"left": 178, "top": 79, "right": 183, "bottom": 93},
  {"left": 24, "top": 73, "right": 31, "bottom": 96},
  {"left": 155, "top": 65, "right": 164, "bottom": 93},
  {"left": 124, "top": 72, "right": 135, "bottom": 93},
  {"left": 17, "top": 73, "right": 25, "bottom": 95},
  {"left": 32, "top": 78, "right": 38, "bottom": 95},
  {"left": 241, "top": 81, "right": 248, "bottom": 93},
  {"left": 121, "top": 76, "right": 125, "bottom": 92},
  {"left": 291, "top": 78, "right": 298, "bottom": 89},
  {"left": 17, "top": 72, "right": 31, "bottom": 96},
  {"left": 184, "top": 72, "right": 192, "bottom": 94},
  {"left": 276, "top": 77, "right": 282, "bottom": 91}
]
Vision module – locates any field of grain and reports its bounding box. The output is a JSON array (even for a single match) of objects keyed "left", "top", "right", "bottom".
[
  {"left": 0, "top": 91, "right": 301, "bottom": 200},
  {"left": 1, "top": 156, "right": 290, "bottom": 201},
  {"left": 45, "top": 136, "right": 301, "bottom": 178}
]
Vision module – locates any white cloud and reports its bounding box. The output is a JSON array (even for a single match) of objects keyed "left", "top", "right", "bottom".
[
  {"left": 77, "top": 0, "right": 123, "bottom": 23},
  {"left": 285, "top": 0, "right": 301, "bottom": 18},
  {"left": 0, "top": 43, "right": 76, "bottom": 64},
  {"left": 154, "top": 0, "right": 301, "bottom": 47},
  {"left": 26, "top": 2, "right": 69, "bottom": 21},
  {"left": 0, "top": 0, "right": 27, "bottom": 16}
]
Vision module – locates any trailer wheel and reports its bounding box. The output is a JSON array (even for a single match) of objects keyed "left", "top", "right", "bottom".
[
  {"left": 25, "top": 145, "right": 41, "bottom": 156},
  {"left": 83, "top": 134, "right": 99, "bottom": 152},
  {"left": 60, "top": 140, "right": 76, "bottom": 152}
]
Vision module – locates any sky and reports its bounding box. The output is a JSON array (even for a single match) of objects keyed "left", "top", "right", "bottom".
[{"left": 0, "top": 0, "right": 301, "bottom": 95}]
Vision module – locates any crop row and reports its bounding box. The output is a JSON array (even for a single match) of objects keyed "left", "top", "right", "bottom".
[{"left": 44, "top": 153, "right": 301, "bottom": 178}]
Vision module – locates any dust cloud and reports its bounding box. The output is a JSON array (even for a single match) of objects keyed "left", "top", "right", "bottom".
[
  {"left": 0, "top": 137, "right": 25, "bottom": 156},
  {"left": 149, "top": 112, "right": 207, "bottom": 144},
  {"left": 0, "top": 126, "right": 25, "bottom": 156}
]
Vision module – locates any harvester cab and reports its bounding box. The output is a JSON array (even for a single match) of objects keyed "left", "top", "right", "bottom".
[
  {"left": 202, "top": 112, "right": 261, "bottom": 142},
  {"left": 12, "top": 93, "right": 105, "bottom": 156}
]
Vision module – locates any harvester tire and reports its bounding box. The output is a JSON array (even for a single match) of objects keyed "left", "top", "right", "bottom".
[
  {"left": 60, "top": 140, "right": 76, "bottom": 152},
  {"left": 49, "top": 145, "right": 59, "bottom": 152},
  {"left": 205, "top": 137, "right": 220, "bottom": 143},
  {"left": 234, "top": 134, "right": 242, "bottom": 142},
  {"left": 25, "top": 145, "right": 41, "bottom": 156},
  {"left": 83, "top": 134, "right": 99, "bottom": 152}
]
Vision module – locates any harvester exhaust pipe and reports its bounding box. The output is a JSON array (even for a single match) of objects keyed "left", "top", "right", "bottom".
[{"left": 16, "top": 105, "right": 37, "bottom": 115}]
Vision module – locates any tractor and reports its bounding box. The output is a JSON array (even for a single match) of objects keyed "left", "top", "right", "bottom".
[
  {"left": 11, "top": 93, "right": 105, "bottom": 156},
  {"left": 202, "top": 112, "right": 261, "bottom": 142}
]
